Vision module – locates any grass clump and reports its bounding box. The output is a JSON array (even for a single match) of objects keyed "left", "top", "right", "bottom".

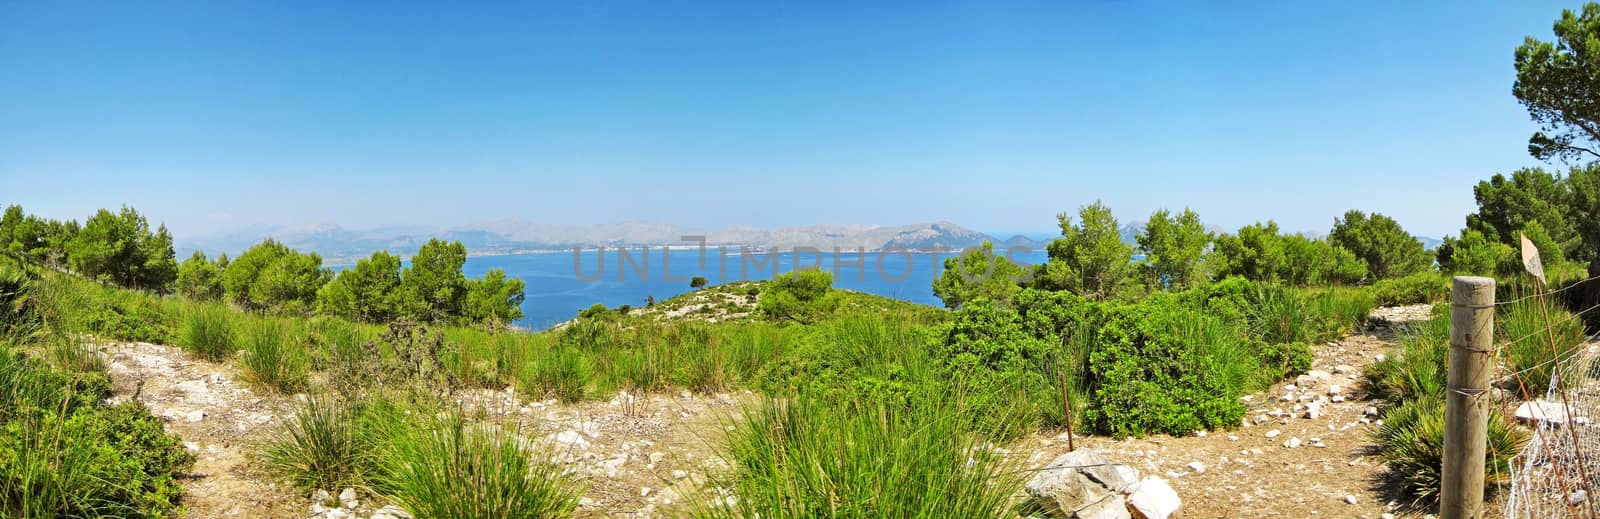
[
  {"left": 376, "top": 418, "right": 582, "bottom": 519},
  {"left": 1499, "top": 298, "right": 1587, "bottom": 397},
  {"left": 691, "top": 396, "right": 1020, "bottom": 519},
  {"left": 181, "top": 302, "right": 237, "bottom": 361},
  {"left": 240, "top": 318, "right": 310, "bottom": 392},
  {"left": 261, "top": 397, "right": 372, "bottom": 493}
]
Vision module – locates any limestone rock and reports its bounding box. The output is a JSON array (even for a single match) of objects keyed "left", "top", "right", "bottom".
[
  {"left": 1125, "top": 476, "right": 1181, "bottom": 519},
  {"left": 1024, "top": 449, "right": 1137, "bottom": 518}
]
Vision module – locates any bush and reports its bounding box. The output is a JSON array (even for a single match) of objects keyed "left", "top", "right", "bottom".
[
  {"left": 1373, "top": 271, "right": 1451, "bottom": 306},
  {"left": 691, "top": 396, "right": 1021, "bottom": 519},
  {"left": 758, "top": 269, "right": 840, "bottom": 323},
  {"left": 0, "top": 348, "right": 194, "bottom": 517},
  {"left": 1082, "top": 300, "right": 1251, "bottom": 437},
  {"left": 240, "top": 318, "right": 309, "bottom": 392},
  {"left": 377, "top": 419, "right": 582, "bottom": 519},
  {"left": 181, "top": 302, "right": 237, "bottom": 361}
]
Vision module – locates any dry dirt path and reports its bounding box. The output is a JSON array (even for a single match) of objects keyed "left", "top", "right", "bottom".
[{"left": 104, "top": 342, "right": 303, "bottom": 518}]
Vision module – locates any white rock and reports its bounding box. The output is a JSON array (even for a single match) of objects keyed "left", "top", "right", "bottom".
[
  {"left": 1326, "top": 385, "right": 1341, "bottom": 396},
  {"left": 672, "top": 470, "right": 688, "bottom": 479},
  {"left": 1125, "top": 476, "right": 1181, "bottom": 519},
  {"left": 649, "top": 452, "right": 666, "bottom": 465},
  {"left": 1334, "top": 364, "right": 1355, "bottom": 375},
  {"left": 1284, "top": 437, "right": 1303, "bottom": 449},
  {"left": 1186, "top": 461, "right": 1206, "bottom": 474},
  {"left": 1374, "top": 353, "right": 1386, "bottom": 362},
  {"left": 1226, "top": 435, "right": 1239, "bottom": 442},
  {"left": 552, "top": 430, "right": 590, "bottom": 449},
  {"left": 371, "top": 505, "right": 413, "bottom": 519},
  {"left": 1516, "top": 400, "right": 1583, "bottom": 426},
  {"left": 175, "top": 379, "right": 208, "bottom": 394},
  {"left": 311, "top": 489, "right": 331, "bottom": 505},
  {"left": 324, "top": 509, "right": 349, "bottom": 519},
  {"left": 641, "top": 486, "right": 653, "bottom": 497},
  {"left": 1344, "top": 494, "right": 1358, "bottom": 505},
  {"left": 1264, "top": 429, "right": 1282, "bottom": 439},
  {"left": 1024, "top": 450, "right": 1136, "bottom": 519},
  {"left": 185, "top": 410, "right": 207, "bottom": 423},
  {"left": 339, "top": 487, "right": 358, "bottom": 508}
]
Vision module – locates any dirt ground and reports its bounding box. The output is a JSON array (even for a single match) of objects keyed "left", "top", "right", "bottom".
[{"left": 100, "top": 304, "right": 1447, "bottom": 518}]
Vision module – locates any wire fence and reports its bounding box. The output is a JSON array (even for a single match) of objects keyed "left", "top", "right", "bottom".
[{"left": 1501, "top": 285, "right": 1600, "bottom": 519}]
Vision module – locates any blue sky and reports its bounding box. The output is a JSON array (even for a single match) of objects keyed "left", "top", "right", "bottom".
[{"left": 0, "top": 1, "right": 1581, "bottom": 240}]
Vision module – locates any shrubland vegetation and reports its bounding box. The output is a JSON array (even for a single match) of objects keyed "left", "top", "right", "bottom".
[{"left": 7, "top": 3, "right": 1600, "bottom": 514}]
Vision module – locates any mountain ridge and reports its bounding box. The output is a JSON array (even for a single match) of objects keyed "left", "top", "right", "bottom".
[{"left": 178, "top": 220, "right": 1046, "bottom": 264}]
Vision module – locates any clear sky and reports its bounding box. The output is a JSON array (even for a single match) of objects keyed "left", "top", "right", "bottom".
[{"left": 0, "top": 1, "right": 1583, "bottom": 240}]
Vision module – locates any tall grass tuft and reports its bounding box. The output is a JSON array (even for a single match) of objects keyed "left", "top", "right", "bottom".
[
  {"left": 691, "top": 396, "right": 1022, "bottom": 519},
  {"left": 1499, "top": 299, "right": 1588, "bottom": 397},
  {"left": 1248, "top": 285, "right": 1309, "bottom": 344},
  {"left": 1371, "top": 394, "right": 1525, "bottom": 503},
  {"left": 181, "top": 303, "right": 237, "bottom": 361},
  {"left": 261, "top": 397, "right": 370, "bottom": 492},
  {"left": 377, "top": 419, "right": 582, "bottom": 519},
  {"left": 240, "top": 318, "right": 309, "bottom": 392}
]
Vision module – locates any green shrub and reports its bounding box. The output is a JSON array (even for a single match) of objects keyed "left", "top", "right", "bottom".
[
  {"left": 1082, "top": 300, "right": 1250, "bottom": 437},
  {"left": 758, "top": 269, "right": 840, "bottom": 323},
  {"left": 240, "top": 318, "right": 309, "bottom": 393},
  {"left": 377, "top": 419, "right": 581, "bottom": 519},
  {"left": 1373, "top": 271, "right": 1451, "bottom": 306},
  {"left": 691, "top": 396, "right": 1021, "bottom": 519},
  {"left": 0, "top": 347, "right": 194, "bottom": 518},
  {"left": 1262, "top": 341, "right": 1313, "bottom": 377},
  {"left": 181, "top": 302, "right": 237, "bottom": 361},
  {"left": 261, "top": 398, "right": 371, "bottom": 493}
]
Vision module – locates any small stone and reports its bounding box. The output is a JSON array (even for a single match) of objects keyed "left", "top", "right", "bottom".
[
  {"left": 324, "top": 509, "right": 349, "bottom": 519},
  {"left": 1331, "top": 395, "right": 1346, "bottom": 403},
  {"left": 1334, "top": 364, "right": 1355, "bottom": 375},
  {"left": 1194, "top": 430, "right": 1207, "bottom": 438},
  {"left": 1265, "top": 429, "right": 1282, "bottom": 439},
  {"left": 1227, "top": 435, "right": 1239, "bottom": 442},
  {"left": 1326, "top": 385, "right": 1341, "bottom": 396},
  {"left": 1344, "top": 494, "right": 1358, "bottom": 505},
  {"left": 649, "top": 452, "right": 666, "bottom": 465},
  {"left": 1284, "top": 437, "right": 1303, "bottom": 449},
  {"left": 1381, "top": 514, "right": 1396, "bottom": 519},
  {"left": 1375, "top": 353, "right": 1386, "bottom": 362},
  {"left": 311, "top": 489, "right": 331, "bottom": 505},
  {"left": 185, "top": 410, "right": 206, "bottom": 423},
  {"left": 338, "top": 487, "right": 358, "bottom": 508},
  {"left": 641, "top": 486, "right": 653, "bottom": 497},
  {"left": 672, "top": 469, "right": 688, "bottom": 479},
  {"left": 371, "top": 505, "right": 412, "bottom": 519},
  {"left": 1186, "top": 461, "right": 1206, "bottom": 473}
]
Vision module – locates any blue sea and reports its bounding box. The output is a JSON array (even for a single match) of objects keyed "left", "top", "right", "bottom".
[{"left": 459, "top": 247, "right": 1051, "bottom": 329}]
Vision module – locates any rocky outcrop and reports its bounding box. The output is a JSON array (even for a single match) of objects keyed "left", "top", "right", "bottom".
[{"left": 1021, "top": 449, "right": 1180, "bottom": 519}]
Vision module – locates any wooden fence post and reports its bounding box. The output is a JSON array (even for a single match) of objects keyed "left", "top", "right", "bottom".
[{"left": 1443, "top": 276, "right": 1495, "bottom": 519}]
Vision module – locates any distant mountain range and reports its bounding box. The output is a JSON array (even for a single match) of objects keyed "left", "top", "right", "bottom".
[
  {"left": 178, "top": 221, "right": 1050, "bottom": 264},
  {"left": 178, "top": 220, "right": 1441, "bottom": 264}
]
